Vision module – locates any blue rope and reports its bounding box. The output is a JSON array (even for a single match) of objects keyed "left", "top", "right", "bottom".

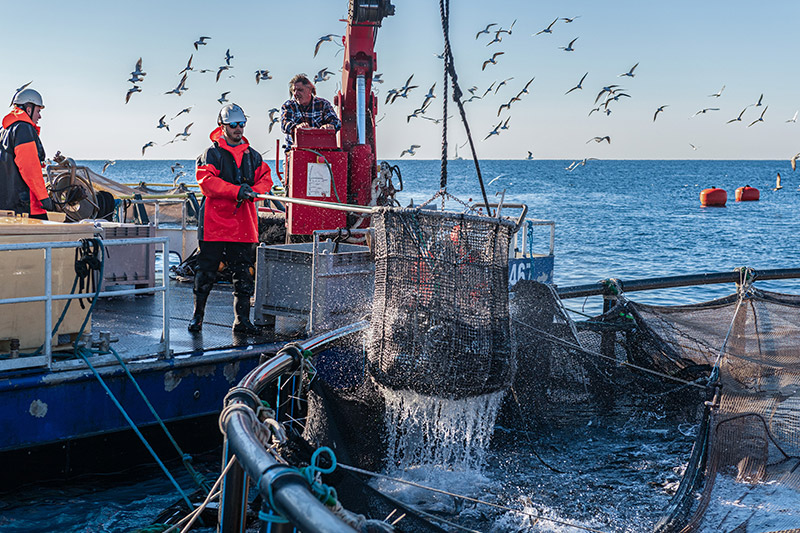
[
  {"left": 302, "top": 447, "right": 339, "bottom": 506},
  {"left": 107, "top": 346, "right": 210, "bottom": 492},
  {"left": 76, "top": 347, "right": 194, "bottom": 512},
  {"left": 258, "top": 509, "right": 289, "bottom": 525}
]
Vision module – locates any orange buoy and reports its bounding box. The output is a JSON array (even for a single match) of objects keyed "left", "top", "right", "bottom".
[
  {"left": 700, "top": 187, "right": 727, "bottom": 207},
  {"left": 735, "top": 185, "right": 759, "bottom": 202}
]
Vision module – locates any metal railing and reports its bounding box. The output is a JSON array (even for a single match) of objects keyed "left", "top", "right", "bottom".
[{"left": 0, "top": 236, "right": 170, "bottom": 372}]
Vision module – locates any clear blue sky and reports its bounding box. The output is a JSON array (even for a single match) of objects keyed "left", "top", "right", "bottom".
[{"left": 3, "top": 0, "right": 799, "bottom": 160}]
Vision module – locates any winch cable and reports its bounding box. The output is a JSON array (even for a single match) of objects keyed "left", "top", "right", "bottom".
[
  {"left": 337, "top": 462, "right": 608, "bottom": 533},
  {"left": 438, "top": 0, "right": 491, "bottom": 215}
]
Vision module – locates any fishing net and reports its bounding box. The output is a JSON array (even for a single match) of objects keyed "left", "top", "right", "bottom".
[
  {"left": 510, "top": 279, "right": 800, "bottom": 532},
  {"left": 367, "top": 206, "right": 517, "bottom": 399}
]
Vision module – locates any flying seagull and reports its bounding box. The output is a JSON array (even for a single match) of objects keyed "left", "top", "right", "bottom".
[
  {"left": 216, "top": 65, "right": 232, "bottom": 82},
  {"left": 173, "top": 123, "right": 193, "bottom": 141},
  {"left": 173, "top": 107, "right": 192, "bottom": 119},
  {"left": 692, "top": 108, "right": 719, "bottom": 117},
  {"left": 791, "top": 153, "right": 800, "bottom": 171},
  {"left": 561, "top": 16, "right": 581, "bottom": 23},
  {"left": 482, "top": 51, "right": 504, "bottom": 71},
  {"left": 726, "top": 108, "right": 747, "bottom": 124},
  {"left": 194, "top": 36, "right": 211, "bottom": 50},
  {"left": 516, "top": 77, "right": 535, "bottom": 97},
  {"left": 586, "top": 136, "right": 611, "bottom": 144},
  {"left": 747, "top": 106, "right": 767, "bottom": 127},
  {"left": 314, "top": 34, "right": 342, "bottom": 57},
  {"left": 131, "top": 57, "right": 146, "bottom": 78},
  {"left": 786, "top": 111, "right": 798, "bottom": 123},
  {"left": 494, "top": 77, "right": 514, "bottom": 94},
  {"left": 754, "top": 93, "right": 764, "bottom": 107},
  {"left": 102, "top": 160, "right": 116, "bottom": 173},
  {"left": 534, "top": 18, "right": 558, "bottom": 35},
  {"left": 157, "top": 115, "right": 169, "bottom": 131},
  {"left": 497, "top": 19, "right": 516, "bottom": 35},
  {"left": 484, "top": 122, "right": 502, "bottom": 140},
  {"left": 165, "top": 73, "right": 188, "bottom": 96},
  {"left": 224, "top": 49, "right": 234, "bottom": 65},
  {"left": 653, "top": 105, "right": 668, "bottom": 122},
  {"left": 526, "top": 151, "right": 534, "bottom": 160},
  {"left": 255, "top": 69, "right": 272, "bottom": 84},
  {"left": 708, "top": 85, "right": 725, "bottom": 98},
  {"left": 774, "top": 172, "right": 783, "bottom": 191},
  {"left": 217, "top": 91, "right": 230, "bottom": 104},
  {"left": 619, "top": 62, "right": 639, "bottom": 77},
  {"left": 475, "top": 23, "right": 498, "bottom": 39},
  {"left": 125, "top": 85, "right": 141, "bottom": 104},
  {"left": 559, "top": 37, "right": 578, "bottom": 52},
  {"left": 565, "top": 72, "right": 588, "bottom": 95},
  {"left": 400, "top": 145, "right": 420, "bottom": 157},
  {"left": 179, "top": 55, "right": 193, "bottom": 74},
  {"left": 142, "top": 141, "right": 156, "bottom": 156},
  {"left": 314, "top": 68, "right": 334, "bottom": 83}
]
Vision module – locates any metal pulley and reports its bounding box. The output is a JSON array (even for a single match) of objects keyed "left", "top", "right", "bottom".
[{"left": 349, "top": 0, "right": 394, "bottom": 24}]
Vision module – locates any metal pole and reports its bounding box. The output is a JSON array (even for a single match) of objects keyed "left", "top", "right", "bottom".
[
  {"left": 161, "top": 239, "right": 171, "bottom": 357},
  {"left": 253, "top": 193, "right": 373, "bottom": 214},
  {"left": 44, "top": 246, "right": 53, "bottom": 367},
  {"left": 356, "top": 75, "right": 366, "bottom": 145}
]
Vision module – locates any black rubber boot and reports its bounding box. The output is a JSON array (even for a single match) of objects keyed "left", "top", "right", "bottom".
[
  {"left": 188, "top": 292, "right": 208, "bottom": 332},
  {"left": 188, "top": 271, "right": 216, "bottom": 333},
  {"left": 232, "top": 295, "right": 260, "bottom": 335}
]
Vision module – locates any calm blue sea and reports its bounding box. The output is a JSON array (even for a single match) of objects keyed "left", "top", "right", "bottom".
[
  {"left": 3, "top": 158, "right": 797, "bottom": 532},
  {"left": 93, "top": 157, "right": 800, "bottom": 302}
]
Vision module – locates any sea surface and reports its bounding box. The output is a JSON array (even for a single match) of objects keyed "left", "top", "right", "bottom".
[{"left": 3, "top": 158, "right": 798, "bottom": 532}]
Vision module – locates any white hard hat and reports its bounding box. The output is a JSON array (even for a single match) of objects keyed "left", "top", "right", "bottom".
[
  {"left": 218, "top": 103, "right": 246, "bottom": 125},
  {"left": 12, "top": 88, "right": 44, "bottom": 109}
]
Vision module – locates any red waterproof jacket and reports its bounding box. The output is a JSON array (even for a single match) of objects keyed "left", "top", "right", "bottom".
[
  {"left": 195, "top": 128, "right": 272, "bottom": 242},
  {"left": 0, "top": 108, "right": 47, "bottom": 215}
]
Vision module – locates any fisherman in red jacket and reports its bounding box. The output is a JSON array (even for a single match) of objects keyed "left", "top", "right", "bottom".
[
  {"left": 0, "top": 88, "right": 54, "bottom": 218},
  {"left": 190, "top": 103, "right": 273, "bottom": 334}
]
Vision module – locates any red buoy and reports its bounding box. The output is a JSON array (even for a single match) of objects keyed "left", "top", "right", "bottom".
[
  {"left": 735, "top": 186, "right": 759, "bottom": 202},
  {"left": 700, "top": 187, "right": 727, "bottom": 207}
]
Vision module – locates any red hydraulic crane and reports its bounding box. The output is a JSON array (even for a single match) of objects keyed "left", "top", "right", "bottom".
[{"left": 284, "top": 0, "right": 395, "bottom": 240}]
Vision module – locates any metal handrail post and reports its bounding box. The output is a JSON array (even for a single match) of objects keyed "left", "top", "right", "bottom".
[
  {"left": 44, "top": 247, "right": 53, "bottom": 366},
  {"left": 161, "top": 239, "right": 171, "bottom": 357}
]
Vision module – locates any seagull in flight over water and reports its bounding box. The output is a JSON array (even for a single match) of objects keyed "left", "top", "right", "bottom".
[
  {"left": 102, "top": 160, "right": 116, "bottom": 173},
  {"left": 400, "top": 145, "right": 421, "bottom": 157},
  {"left": 774, "top": 172, "right": 783, "bottom": 191},
  {"left": 619, "top": 62, "right": 639, "bottom": 77},
  {"left": 482, "top": 52, "right": 504, "bottom": 70},
  {"left": 142, "top": 141, "right": 156, "bottom": 156},
  {"left": 587, "top": 136, "right": 611, "bottom": 144},
  {"left": 559, "top": 37, "right": 578, "bottom": 51},
  {"left": 194, "top": 36, "right": 211, "bottom": 50},
  {"left": 157, "top": 115, "right": 169, "bottom": 131},
  {"left": 565, "top": 72, "right": 588, "bottom": 95},
  {"left": 791, "top": 153, "right": 800, "bottom": 171},
  {"left": 534, "top": 18, "right": 558, "bottom": 35},
  {"left": 653, "top": 105, "right": 668, "bottom": 122},
  {"left": 747, "top": 106, "right": 767, "bottom": 127},
  {"left": 726, "top": 108, "right": 747, "bottom": 124},
  {"left": 475, "top": 23, "right": 498, "bottom": 39}
]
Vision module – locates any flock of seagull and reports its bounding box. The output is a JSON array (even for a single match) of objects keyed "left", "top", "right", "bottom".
[
  {"left": 122, "top": 36, "right": 277, "bottom": 156},
  {"left": 380, "top": 14, "right": 799, "bottom": 171}
]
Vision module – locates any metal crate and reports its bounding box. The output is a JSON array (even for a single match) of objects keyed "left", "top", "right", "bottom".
[
  {"left": 97, "top": 223, "right": 156, "bottom": 290},
  {"left": 254, "top": 236, "right": 374, "bottom": 334}
]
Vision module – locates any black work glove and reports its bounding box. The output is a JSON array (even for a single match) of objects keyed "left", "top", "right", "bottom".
[
  {"left": 40, "top": 198, "right": 55, "bottom": 211},
  {"left": 237, "top": 184, "right": 255, "bottom": 201}
]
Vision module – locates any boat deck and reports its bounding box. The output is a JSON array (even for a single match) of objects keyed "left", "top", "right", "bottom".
[{"left": 86, "top": 279, "right": 281, "bottom": 359}]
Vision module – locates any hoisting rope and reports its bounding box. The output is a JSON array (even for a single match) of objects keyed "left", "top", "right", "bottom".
[{"left": 438, "top": 0, "right": 491, "bottom": 214}]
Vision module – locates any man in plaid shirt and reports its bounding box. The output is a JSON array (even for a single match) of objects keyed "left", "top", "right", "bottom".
[{"left": 280, "top": 74, "right": 341, "bottom": 150}]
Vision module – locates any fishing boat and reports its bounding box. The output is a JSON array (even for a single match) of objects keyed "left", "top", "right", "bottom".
[{"left": 4, "top": 1, "right": 799, "bottom": 532}]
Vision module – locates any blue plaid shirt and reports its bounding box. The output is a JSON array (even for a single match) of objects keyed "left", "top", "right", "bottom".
[{"left": 280, "top": 97, "right": 341, "bottom": 149}]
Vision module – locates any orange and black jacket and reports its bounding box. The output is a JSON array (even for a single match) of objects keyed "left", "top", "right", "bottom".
[
  {"left": 195, "top": 127, "right": 272, "bottom": 242},
  {"left": 0, "top": 108, "right": 47, "bottom": 215}
]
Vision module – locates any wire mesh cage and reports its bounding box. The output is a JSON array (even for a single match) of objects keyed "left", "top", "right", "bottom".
[{"left": 368, "top": 206, "right": 517, "bottom": 399}]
